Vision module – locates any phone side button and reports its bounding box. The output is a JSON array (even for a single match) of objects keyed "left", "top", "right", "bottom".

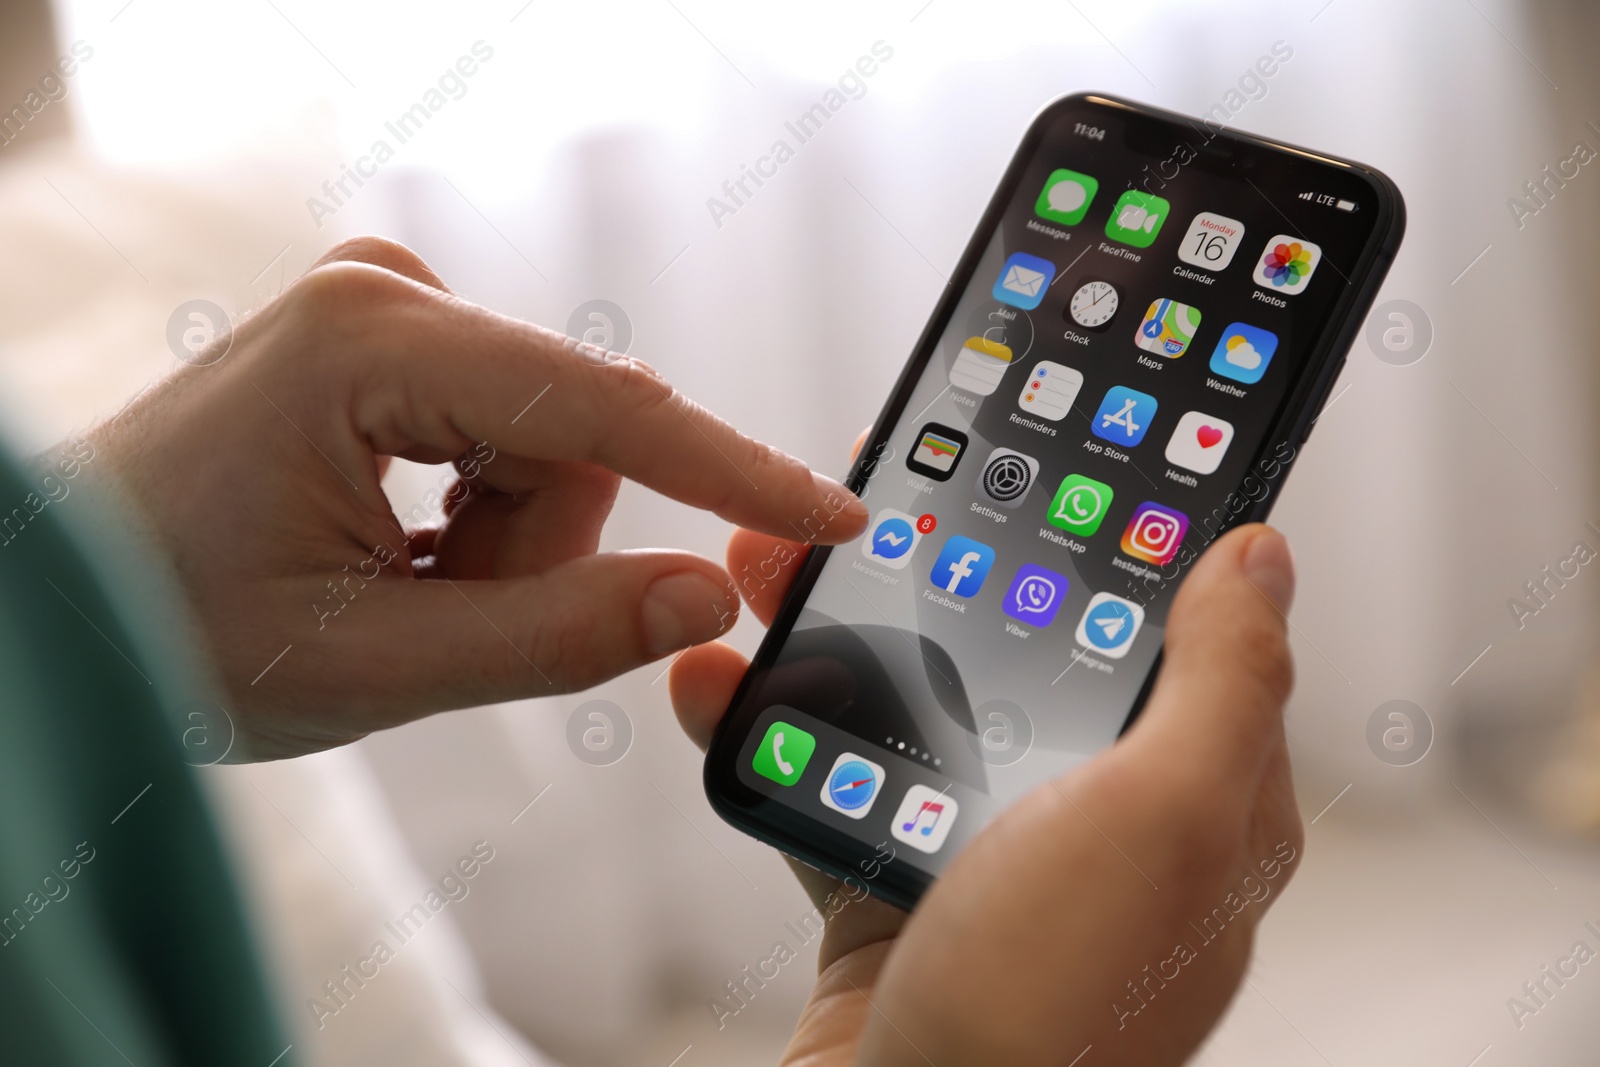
[{"left": 1301, "top": 363, "right": 1349, "bottom": 443}]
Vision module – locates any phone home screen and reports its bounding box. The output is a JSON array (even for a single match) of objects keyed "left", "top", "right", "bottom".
[{"left": 714, "top": 96, "right": 1395, "bottom": 896}]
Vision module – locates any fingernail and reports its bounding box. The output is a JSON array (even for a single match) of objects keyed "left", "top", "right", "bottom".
[
  {"left": 641, "top": 572, "right": 737, "bottom": 655},
  {"left": 1243, "top": 527, "right": 1296, "bottom": 615},
  {"left": 812, "top": 471, "right": 867, "bottom": 524}
]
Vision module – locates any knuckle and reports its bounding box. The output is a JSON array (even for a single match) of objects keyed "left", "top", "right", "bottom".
[
  {"left": 1238, "top": 619, "right": 1295, "bottom": 706},
  {"left": 593, "top": 354, "right": 676, "bottom": 420},
  {"left": 1160, "top": 790, "right": 1245, "bottom": 878},
  {"left": 516, "top": 596, "right": 589, "bottom": 690},
  {"left": 322, "top": 235, "right": 435, "bottom": 280},
  {"left": 293, "top": 259, "right": 424, "bottom": 319},
  {"left": 1173, "top": 607, "right": 1294, "bottom": 710}
]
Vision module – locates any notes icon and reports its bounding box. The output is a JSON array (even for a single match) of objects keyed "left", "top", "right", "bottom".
[
  {"left": 949, "top": 336, "right": 1014, "bottom": 397},
  {"left": 890, "top": 785, "right": 960, "bottom": 854}
]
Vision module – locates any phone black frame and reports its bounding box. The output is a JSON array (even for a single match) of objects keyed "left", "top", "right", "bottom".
[{"left": 703, "top": 92, "right": 1407, "bottom": 910}]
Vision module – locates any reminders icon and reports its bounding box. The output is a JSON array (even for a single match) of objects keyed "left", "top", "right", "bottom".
[{"left": 1016, "top": 360, "right": 1083, "bottom": 422}]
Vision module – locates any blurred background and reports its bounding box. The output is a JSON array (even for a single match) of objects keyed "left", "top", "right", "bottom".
[{"left": 3, "top": 0, "right": 1599, "bottom": 1062}]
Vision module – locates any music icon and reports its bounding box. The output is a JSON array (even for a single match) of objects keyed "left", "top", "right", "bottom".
[
  {"left": 890, "top": 785, "right": 960, "bottom": 854},
  {"left": 902, "top": 800, "right": 946, "bottom": 836}
]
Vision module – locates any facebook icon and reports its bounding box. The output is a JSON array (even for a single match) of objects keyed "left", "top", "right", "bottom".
[{"left": 929, "top": 536, "right": 996, "bottom": 598}]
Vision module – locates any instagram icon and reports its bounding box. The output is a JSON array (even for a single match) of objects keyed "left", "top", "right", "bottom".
[{"left": 1121, "top": 502, "right": 1190, "bottom": 566}]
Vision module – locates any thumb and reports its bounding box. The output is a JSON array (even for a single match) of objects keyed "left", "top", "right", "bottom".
[
  {"left": 1123, "top": 524, "right": 1296, "bottom": 792},
  {"left": 272, "top": 551, "right": 739, "bottom": 725}
]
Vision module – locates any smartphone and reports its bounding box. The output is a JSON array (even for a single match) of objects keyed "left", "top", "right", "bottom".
[{"left": 704, "top": 92, "right": 1404, "bottom": 909}]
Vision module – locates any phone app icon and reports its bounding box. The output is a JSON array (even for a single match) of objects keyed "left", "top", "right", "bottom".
[
  {"left": 1034, "top": 168, "right": 1099, "bottom": 226},
  {"left": 950, "top": 336, "right": 1015, "bottom": 396},
  {"left": 1003, "top": 563, "right": 1068, "bottom": 627},
  {"left": 752, "top": 720, "right": 816, "bottom": 786},
  {"left": 1177, "top": 212, "right": 1246, "bottom": 271},
  {"left": 891, "top": 784, "right": 959, "bottom": 854},
  {"left": 930, "top": 536, "right": 995, "bottom": 597},
  {"left": 1133, "top": 298, "right": 1202, "bottom": 358},
  {"left": 1121, "top": 502, "right": 1190, "bottom": 566},
  {"left": 1253, "top": 235, "right": 1322, "bottom": 294},
  {"left": 1047, "top": 474, "right": 1114, "bottom": 536},
  {"left": 1017, "top": 360, "right": 1083, "bottom": 421},
  {"left": 976, "top": 447, "right": 1040, "bottom": 508},
  {"left": 1105, "top": 191, "right": 1170, "bottom": 248},
  {"left": 1209, "top": 322, "right": 1278, "bottom": 385},
  {"left": 907, "top": 422, "right": 969, "bottom": 480},
  {"left": 820, "top": 752, "right": 885, "bottom": 819},
  {"left": 1164, "top": 411, "right": 1235, "bottom": 475},
  {"left": 1091, "top": 386, "right": 1158, "bottom": 447},
  {"left": 993, "top": 252, "right": 1056, "bottom": 310},
  {"left": 1075, "top": 592, "right": 1146, "bottom": 659},
  {"left": 861, "top": 509, "right": 923, "bottom": 569}
]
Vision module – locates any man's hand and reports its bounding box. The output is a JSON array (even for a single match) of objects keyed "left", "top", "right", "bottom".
[
  {"left": 85, "top": 237, "right": 865, "bottom": 760},
  {"left": 671, "top": 518, "right": 1301, "bottom": 1066}
]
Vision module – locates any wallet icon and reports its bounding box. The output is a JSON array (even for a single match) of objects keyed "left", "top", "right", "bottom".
[{"left": 992, "top": 252, "right": 1055, "bottom": 310}]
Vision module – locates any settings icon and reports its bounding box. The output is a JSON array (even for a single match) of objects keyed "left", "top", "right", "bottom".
[{"left": 976, "top": 448, "right": 1040, "bottom": 508}]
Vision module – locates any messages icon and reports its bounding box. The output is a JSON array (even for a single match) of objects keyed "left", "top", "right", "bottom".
[
  {"left": 993, "top": 252, "right": 1056, "bottom": 311},
  {"left": 1034, "top": 169, "right": 1099, "bottom": 226}
]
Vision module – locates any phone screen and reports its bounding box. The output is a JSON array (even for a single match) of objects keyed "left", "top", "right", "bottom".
[{"left": 708, "top": 94, "right": 1401, "bottom": 903}]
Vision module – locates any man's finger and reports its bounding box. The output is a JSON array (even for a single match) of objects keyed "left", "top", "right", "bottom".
[
  {"left": 718, "top": 424, "right": 872, "bottom": 622},
  {"left": 428, "top": 458, "right": 621, "bottom": 579},
  {"left": 669, "top": 641, "right": 751, "bottom": 751},
  {"left": 725, "top": 528, "right": 810, "bottom": 626},
  {"left": 309, "top": 235, "right": 451, "bottom": 291},
  {"left": 1124, "top": 524, "right": 1296, "bottom": 789},
  {"left": 256, "top": 550, "right": 740, "bottom": 730},
  {"left": 317, "top": 277, "right": 867, "bottom": 546}
]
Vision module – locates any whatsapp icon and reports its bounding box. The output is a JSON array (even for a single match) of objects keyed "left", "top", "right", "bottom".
[{"left": 1047, "top": 474, "right": 1114, "bottom": 536}]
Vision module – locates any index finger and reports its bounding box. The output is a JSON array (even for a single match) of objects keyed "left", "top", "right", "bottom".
[{"left": 356, "top": 274, "right": 867, "bottom": 544}]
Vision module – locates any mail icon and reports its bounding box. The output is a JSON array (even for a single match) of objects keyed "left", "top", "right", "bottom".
[
  {"left": 1003, "top": 266, "right": 1046, "bottom": 297},
  {"left": 991, "top": 251, "right": 1056, "bottom": 310}
]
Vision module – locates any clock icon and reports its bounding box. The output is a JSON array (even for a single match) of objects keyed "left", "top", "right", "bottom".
[{"left": 1068, "top": 280, "right": 1121, "bottom": 331}]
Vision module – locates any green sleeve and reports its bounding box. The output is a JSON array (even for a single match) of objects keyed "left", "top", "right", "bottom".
[{"left": 0, "top": 442, "right": 294, "bottom": 1066}]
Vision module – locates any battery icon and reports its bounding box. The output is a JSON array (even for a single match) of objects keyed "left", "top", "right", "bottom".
[{"left": 1335, "top": 199, "right": 1357, "bottom": 212}]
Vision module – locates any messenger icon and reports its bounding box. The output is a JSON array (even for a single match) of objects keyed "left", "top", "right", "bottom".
[{"left": 992, "top": 252, "right": 1056, "bottom": 311}]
